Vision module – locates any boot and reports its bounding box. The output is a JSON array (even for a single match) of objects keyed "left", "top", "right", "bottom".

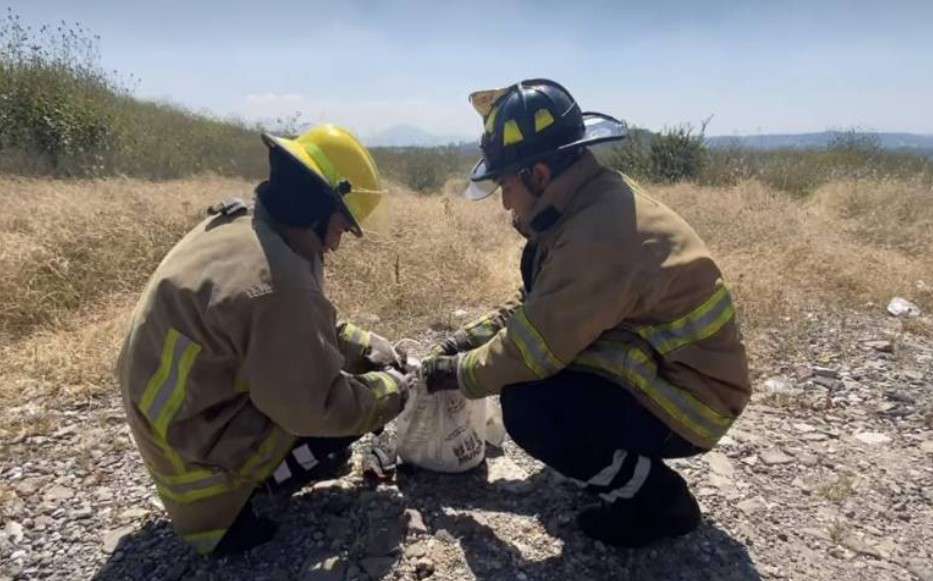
[
  {"left": 577, "top": 463, "right": 700, "bottom": 548},
  {"left": 212, "top": 503, "right": 277, "bottom": 556}
]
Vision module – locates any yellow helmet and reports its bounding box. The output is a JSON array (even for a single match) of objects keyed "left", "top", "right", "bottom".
[{"left": 261, "top": 124, "right": 385, "bottom": 236}]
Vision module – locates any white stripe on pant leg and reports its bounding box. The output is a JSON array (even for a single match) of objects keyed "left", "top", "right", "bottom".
[
  {"left": 292, "top": 444, "right": 320, "bottom": 471},
  {"left": 588, "top": 450, "right": 628, "bottom": 488},
  {"left": 272, "top": 461, "right": 292, "bottom": 484},
  {"left": 599, "top": 456, "right": 651, "bottom": 503}
]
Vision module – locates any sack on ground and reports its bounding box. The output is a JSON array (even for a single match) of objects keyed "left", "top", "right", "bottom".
[{"left": 394, "top": 361, "right": 487, "bottom": 473}]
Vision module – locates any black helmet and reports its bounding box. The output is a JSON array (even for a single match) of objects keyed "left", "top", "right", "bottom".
[{"left": 465, "top": 78, "right": 626, "bottom": 200}]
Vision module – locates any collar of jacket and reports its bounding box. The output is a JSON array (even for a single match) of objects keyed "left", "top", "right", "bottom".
[
  {"left": 253, "top": 197, "right": 325, "bottom": 265},
  {"left": 520, "top": 150, "right": 602, "bottom": 239}
]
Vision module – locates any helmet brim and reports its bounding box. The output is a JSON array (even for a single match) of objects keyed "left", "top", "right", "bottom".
[
  {"left": 467, "top": 112, "right": 627, "bottom": 186},
  {"left": 261, "top": 132, "right": 364, "bottom": 237}
]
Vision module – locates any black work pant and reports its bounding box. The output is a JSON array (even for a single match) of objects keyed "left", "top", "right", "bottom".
[{"left": 500, "top": 370, "right": 704, "bottom": 498}]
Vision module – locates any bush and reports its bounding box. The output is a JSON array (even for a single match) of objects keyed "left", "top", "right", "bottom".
[
  {"left": 600, "top": 124, "right": 708, "bottom": 183},
  {"left": 371, "top": 145, "right": 476, "bottom": 193},
  {"left": 0, "top": 9, "right": 265, "bottom": 179}
]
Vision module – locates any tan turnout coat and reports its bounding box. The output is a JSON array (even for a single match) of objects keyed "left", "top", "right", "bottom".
[
  {"left": 117, "top": 201, "right": 402, "bottom": 554},
  {"left": 456, "top": 152, "right": 750, "bottom": 449}
]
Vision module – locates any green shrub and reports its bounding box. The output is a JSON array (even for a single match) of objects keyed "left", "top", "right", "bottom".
[
  {"left": 371, "top": 145, "right": 475, "bottom": 193},
  {"left": 0, "top": 9, "right": 265, "bottom": 179}
]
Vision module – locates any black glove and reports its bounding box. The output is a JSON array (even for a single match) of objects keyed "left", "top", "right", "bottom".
[
  {"left": 430, "top": 330, "right": 471, "bottom": 357},
  {"left": 422, "top": 355, "right": 461, "bottom": 394}
]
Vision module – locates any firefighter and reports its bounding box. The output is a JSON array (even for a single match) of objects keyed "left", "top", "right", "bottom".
[
  {"left": 117, "top": 125, "right": 414, "bottom": 555},
  {"left": 423, "top": 79, "right": 750, "bottom": 547}
]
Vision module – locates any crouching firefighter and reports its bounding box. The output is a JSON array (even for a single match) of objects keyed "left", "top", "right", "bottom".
[
  {"left": 116, "top": 125, "right": 415, "bottom": 556},
  {"left": 423, "top": 79, "right": 750, "bottom": 548}
]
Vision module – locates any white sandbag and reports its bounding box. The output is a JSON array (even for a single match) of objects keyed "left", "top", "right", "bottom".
[
  {"left": 394, "top": 362, "right": 487, "bottom": 473},
  {"left": 485, "top": 397, "right": 506, "bottom": 448}
]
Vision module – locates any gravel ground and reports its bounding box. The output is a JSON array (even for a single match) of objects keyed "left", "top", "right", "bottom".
[{"left": 1, "top": 310, "right": 932, "bottom": 580}]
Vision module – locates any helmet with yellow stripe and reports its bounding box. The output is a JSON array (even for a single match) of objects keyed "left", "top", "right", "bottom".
[
  {"left": 465, "top": 79, "right": 627, "bottom": 200},
  {"left": 260, "top": 124, "right": 385, "bottom": 237}
]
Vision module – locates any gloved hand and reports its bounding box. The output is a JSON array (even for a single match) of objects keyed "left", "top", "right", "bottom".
[
  {"left": 383, "top": 367, "right": 414, "bottom": 411},
  {"left": 422, "top": 355, "right": 461, "bottom": 394},
  {"left": 365, "top": 332, "right": 402, "bottom": 370},
  {"left": 430, "top": 330, "right": 471, "bottom": 357}
]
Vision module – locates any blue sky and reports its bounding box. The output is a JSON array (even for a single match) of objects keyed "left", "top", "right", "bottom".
[{"left": 7, "top": 1, "right": 933, "bottom": 139}]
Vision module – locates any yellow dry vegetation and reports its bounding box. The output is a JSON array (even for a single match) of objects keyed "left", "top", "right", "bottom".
[{"left": 1, "top": 173, "right": 931, "bottom": 439}]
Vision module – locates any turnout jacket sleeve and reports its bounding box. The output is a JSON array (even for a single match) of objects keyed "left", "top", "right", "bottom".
[
  {"left": 243, "top": 288, "right": 402, "bottom": 437},
  {"left": 455, "top": 289, "right": 525, "bottom": 350},
  {"left": 458, "top": 214, "right": 641, "bottom": 398},
  {"left": 335, "top": 321, "right": 372, "bottom": 374}
]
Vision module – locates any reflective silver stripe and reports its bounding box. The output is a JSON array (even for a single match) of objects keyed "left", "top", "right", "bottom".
[
  {"left": 588, "top": 449, "right": 628, "bottom": 488},
  {"left": 600, "top": 456, "right": 651, "bottom": 502},
  {"left": 638, "top": 285, "right": 735, "bottom": 355},
  {"left": 292, "top": 444, "right": 319, "bottom": 471},
  {"left": 572, "top": 340, "right": 731, "bottom": 446},
  {"left": 144, "top": 332, "right": 195, "bottom": 424},
  {"left": 273, "top": 462, "right": 292, "bottom": 484}
]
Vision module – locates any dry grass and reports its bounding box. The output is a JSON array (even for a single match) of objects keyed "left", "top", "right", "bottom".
[
  {"left": 649, "top": 178, "right": 933, "bottom": 363},
  {"left": 1, "top": 173, "right": 931, "bottom": 437}
]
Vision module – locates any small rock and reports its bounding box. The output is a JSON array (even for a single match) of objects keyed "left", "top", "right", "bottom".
[
  {"left": 102, "top": 525, "right": 136, "bottom": 554},
  {"left": 5, "top": 521, "right": 24, "bottom": 544},
  {"left": 760, "top": 449, "right": 794, "bottom": 465},
  {"left": 452, "top": 309, "right": 469, "bottom": 319},
  {"left": 736, "top": 497, "right": 767, "bottom": 515},
  {"left": 435, "top": 529, "right": 457, "bottom": 544},
  {"left": 812, "top": 376, "right": 841, "bottom": 389},
  {"left": 43, "top": 485, "right": 74, "bottom": 502},
  {"left": 71, "top": 507, "right": 93, "bottom": 520},
  {"left": 705, "top": 452, "right": 735, "bottom": 477},
  {"left": 414, "top": 557, "right": 435, "bottom": 579},
  {"left": 763, "top": 376, "right": 795, "bottom": 394},
  {"left": 792, "top": 422, "right": 817, "bottom": 433},
  {"left": 403, "top": 509, "right": 428, "bottom": 535},
  {"left": 841, "top": 534, "right": 882, "bottom": 559},
  {"left": 864, "top": 340, "right": 894, "bottom": 353},
  {"left": 359, "top": 556, "right": 395, "bottom": 579},
  {"left": 797, "top": 453, "right": 819, "bottom": 467},
  {"left": 405, "top": 541, "right": 430, "bottom": 559},
  {"left": 301, "top": 556, "right": 347, "bottom": 581},
  {"left": 906, "top": 560, "right": 933, "bottom": 581},
  {"left": 801, "top": 527, "right": 830, "bottom": 542},
  {"left": 854, "top": 432, "right": 891, "bottom": 445},
  {"left": 887, "top": 297, "right": 921, "bottom": 318},
  {"left": 920, "top": 441, "right": 933, "bottom": 454},
  {"left": 118, "top": 507, "right": 149, "bottom": 521},
  {"left": 812, "top": 366, "right": 840, "bottom": 379}
]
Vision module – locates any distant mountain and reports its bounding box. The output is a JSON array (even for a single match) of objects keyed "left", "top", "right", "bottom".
[
  {"left": 705, "top": 131, "right": 933, "bottom": 151},
  {"left": 364, "top": 124, "right": 473, "bottom": 147}
]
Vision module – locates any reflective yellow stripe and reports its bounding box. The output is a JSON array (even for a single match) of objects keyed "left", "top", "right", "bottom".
[
  {"left": 463, "top": 318, "right": 499, "bottom": 346},
  {"left": 140, "top": 329, "right": 180, "bottom": 414},
  {"left": 572, "top": 340, "right": 733, "bottom": 448},
  {"left": 155, "top": 477, "right": 231, "bottom": 504},
  {"left": 534, "top": 108, "right": 555, "bottom": 132},
  {"left": 183, "top": 529, "right": 226, "bottom": 555},
  {"left": 637, "top": 283, "right": 735, "bottom": 355},
  {"left": 459, "top": 348, "right": 485, "bottom": 398},
  {"left": 140, "top": 328, "right": 201, "bottom": 440},
  {"left": 507, "top": 307, "right": 564, "bottom": 378},
  {"left": 340, "top": 322, "right": 371, "bottom": 361},
  {"left": 503, "top": 120, "right": 524, "bottom": 145}
]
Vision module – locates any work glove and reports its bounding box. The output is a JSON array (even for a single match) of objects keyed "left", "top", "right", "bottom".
[
  {"left": 364, "top": 332, "right": 402, "bottom": 371},
  {"left": 429, "top": 329, "right": 471, "bottom": 357},
  {"left": 422, "top": 355, "right": 461, "bottom": 394},
  {"left": 382, "top": 367, "right": 414, "bottom": 412}
]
